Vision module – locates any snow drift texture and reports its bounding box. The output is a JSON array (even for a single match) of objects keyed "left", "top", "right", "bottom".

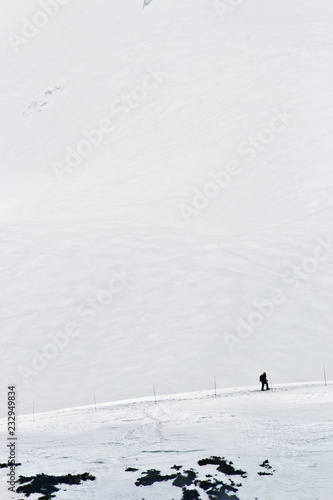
[{"left": 0, "top": 0, "right": 333, "bottom": 416}]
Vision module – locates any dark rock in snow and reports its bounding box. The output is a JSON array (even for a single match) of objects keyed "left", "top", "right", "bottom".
[{"left": 16, "top": 472, "right": 95, "bottom": 499}]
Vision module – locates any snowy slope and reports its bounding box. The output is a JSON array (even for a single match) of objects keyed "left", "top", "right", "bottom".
[
  {"left": 1, "top": 0, "right": 333, "bottom": 417},
  {"left": 1, "top": 383, "right": 333, "bottom": 499}
]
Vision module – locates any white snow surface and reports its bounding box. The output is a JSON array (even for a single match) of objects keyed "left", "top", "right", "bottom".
[
  {"left": 0, "top": 0, "right": 333, "bottom": 450},
  {"left": 1, "top": 383, "right": 333, "bottom": 499}
]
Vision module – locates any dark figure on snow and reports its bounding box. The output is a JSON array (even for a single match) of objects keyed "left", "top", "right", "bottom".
[{"left": 259, "top": 372, "right": 269, "bottom": 391}]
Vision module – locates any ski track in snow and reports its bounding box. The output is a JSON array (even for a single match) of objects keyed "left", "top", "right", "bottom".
[{"left": 0, "top": 384, "right": 332, "bottom": 499}]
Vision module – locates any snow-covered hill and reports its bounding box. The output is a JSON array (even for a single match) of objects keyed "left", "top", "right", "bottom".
[
  {"left": 1, "top": 383, "right": 333, "bottom": 499},
  {"left": 1, "top": 0, "right": 333, "bottom": 419}
]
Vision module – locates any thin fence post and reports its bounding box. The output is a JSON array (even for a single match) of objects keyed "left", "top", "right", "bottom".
[
  {"left": 214, "top": 376, "right": 217, "bottom": 398},
  {"left": 269, "top": 374, "right": 273, "bottom": 391},
  {"left": 153, "top": 384, "right": 157, "bottom": 405},
  {"left": 323, "top": 366, "right": 327, "bottom": 386}
]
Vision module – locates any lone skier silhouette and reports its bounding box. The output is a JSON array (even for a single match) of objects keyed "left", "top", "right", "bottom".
[{"left": 259, "top": 372, "right": 269, "bottom": 391}]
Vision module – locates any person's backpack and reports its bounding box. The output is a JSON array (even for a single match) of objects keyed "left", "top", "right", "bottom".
[{"left": 259, "top": 374, "right": 264, "bottom": 382}]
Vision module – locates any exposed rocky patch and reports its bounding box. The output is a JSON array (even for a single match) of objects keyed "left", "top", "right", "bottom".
[
  {"left": 23, "top": 85, "right": 62, "bottom": 117},
  {"left": 132, "top": 456, "right": 248, "bottom": 499},
  {"left": 258, "top": 459, "right": 275, "bottom": 476},
  {"left": 198, "top": 456, "right": 247, "bottom": 477},
  {"left": 16, "top": 472, "right": 95, "bottom": 499},
  {"left": 135, "top": 468, "right": 177, "bottom": 486}
]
